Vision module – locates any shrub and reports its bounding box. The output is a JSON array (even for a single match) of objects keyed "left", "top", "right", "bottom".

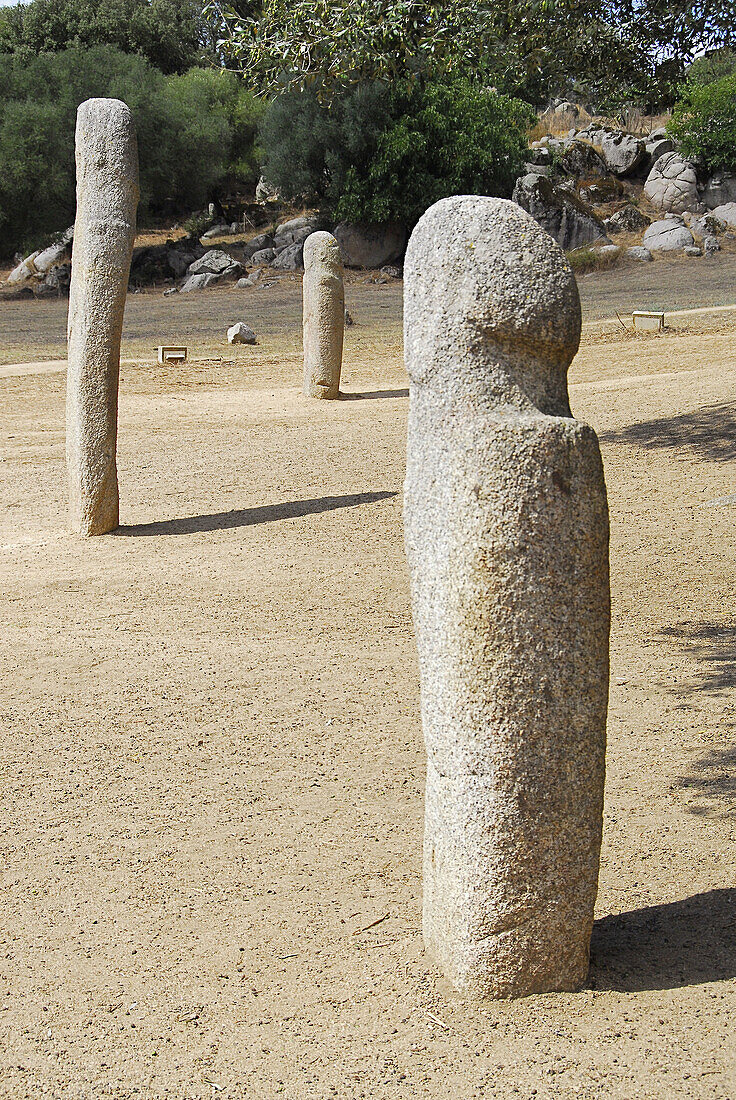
[
  {"left": 686, "top": 49, "right": 736, "bottom": 88},
  {"left": 0, "top": 48, "right": 262, "bottom": 257},
  {"left": 260, "top": 79, "right": 534, "bottom": 228},
  {"left": 669, "top": 74, "right": 736, "bottom": 171}
]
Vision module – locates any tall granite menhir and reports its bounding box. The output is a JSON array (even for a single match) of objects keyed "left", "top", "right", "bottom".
[
  {"left": 403, "top": 196, "right": 610, "bottom": 999},
  {"left": 302, "top": 231, "right": 344, "bottom": 399},
  {"left": 66, "top": 98, "right": 139, "bottom": 535}
]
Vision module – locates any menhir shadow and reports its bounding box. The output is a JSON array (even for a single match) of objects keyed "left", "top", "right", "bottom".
[
  {"left": 118, "top": 490, "right": 397, "bottom": 537},
  {"left": 342, "top": 388, "right": 409, "bottom": 401},
  {"left": 590, "top": 889, "right": 736, "bottom": 991},
  {"left": 597, "top": 402, "right": 736, "bottom": 463}
]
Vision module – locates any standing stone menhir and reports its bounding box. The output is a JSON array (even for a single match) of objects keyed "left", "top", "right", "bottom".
[
  {"left": 302, "top": 231, "right": 344, "bottom": 399},
  {"left": 66, "top": 98, "right": 139, "bottom": 535},
  {"left": 403, "top": 196, "right": 610, "bottom": 999}
]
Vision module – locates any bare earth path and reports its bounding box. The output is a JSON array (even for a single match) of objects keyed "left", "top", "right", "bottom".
[{"left": 1, "top": 257, "right": 735, "bottom": 1099}]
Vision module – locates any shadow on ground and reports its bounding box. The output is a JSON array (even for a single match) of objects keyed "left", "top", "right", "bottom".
[
  {"left": 661, "top": 620, "right": 736, "bottom": 693},
  {"left": 590, "top": 889, "right": 736, "bottom": 991},
  {"left": 118, "top": 491, "right": 397, "bottom": 536},
  {"left": 342, "top": 388, "right": 409, "bottom": 401},
  {"left": 598, "top": 402, "right": 736, "bottom": 462}
]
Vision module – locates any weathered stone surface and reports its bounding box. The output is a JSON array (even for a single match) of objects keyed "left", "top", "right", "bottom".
[
  {"left": 274, "top": 215, "right": 317, "bottom": 240},
  {"left": 227, "top": 321, "right": 257, "bottom": 344},
  {"left": 558, "top": 140, "right": 608, "bottom": 180},
  {"left": 513, "top": 173, "right": 608, "bottom": 251},
  {"left": 7, "top": 251, "right": 40, "bottom": 285},
  {"left": 187, "top": 249, "right": 241, "bottom": 277},
  {"left": 255, "top": 174, "right": 279, "bottom": 202},
  {"left": 66, "top": 98, "right": 138, "bottom": 536},
  {"left": 527, "top": 146, "right": 552, "bottom": 168},
  {"left": 626, "top": 246, "right": 653, "bottom": 262},
  {"left": 606, "top": 205, "right": 650, "bottom": 233},
  {"left": 644, "top": 137, "right": 675, "bottom": 168},
  {"left": 403, "top": 195, "right": 610, "bottom": 1000},
  {"left": 180, "top": 271, "right": 220, "bottom": 292},
  {"left": 35, "top": 228, "right": 74, "bottom": 273},
  {"left": 642, "top": 218, "right": 694, "bottom": 251},
  {"left": 333, "top": 220, "right": 407, "bottom": 268},
  {"left": 272, "top": 241, "right": 305, "bottom": 270},
  {"left": 703, "top": 173, "right": 736, "bottom": 210},
  {"left": 710, "top": 202, "right": 736, "bottom": 227},
  {"left": 249, "top": 247, "right": 277, "bottom": 267},
  {"left": 201, "top": 223, "right": 230, "bottom": 239},
  {"left": 302, "top": 232, "right": 344, "bottom": 400},
  {"left": 242, "top": 233, "right": 274, "bottom": 261},
  {"left": 599, "top": 131, "right": 645, "bottom": 176},
  {"left": 644, "top": 152, "right": 703, "bottom": 215}
]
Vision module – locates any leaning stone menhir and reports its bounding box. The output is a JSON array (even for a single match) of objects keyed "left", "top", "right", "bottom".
[
  {"left": 403, "top": 196, "right": 610, "bottom": 999},
  {"left": 66, "top": 98, "right": 139, "bottom": 535},
  {"left": 302, "top": 231, "right": 344, "bottom": 399}
]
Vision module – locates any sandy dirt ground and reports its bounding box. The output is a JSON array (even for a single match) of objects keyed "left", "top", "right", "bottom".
[{"left": 1, "top": 255, "right": 735, "bottom": 1099}]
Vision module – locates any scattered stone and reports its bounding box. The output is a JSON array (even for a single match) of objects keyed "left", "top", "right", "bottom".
[
  {"left": 683, "top": 245, "right": 702, "bottom": 257},
  {"left": 710, "top": 202, "right": 736, "bottom": 227},
  {"left": 130, "top": 238, "right": 204, "bottom": 284},
  {"left": 380, "top": 264, "right": 402, "bottom": 278},
  {"left": 242, "top": 233, "right": 274, "bottom": 261},
  {"left": 626, "top": 246, "right": 653, "bottom": 262},
  {"left": 249, "top": 248, "right": 277, "bottom": 267},
  {"left": 595, "top": 244, "right": 621, "bottom": 257},
  {"left": 599, "top": 131, "right": 645, "bottom": 176},
  {"left": 302, "top": 232, "right": 344, "bottom": 400},
  {"left": 703, "top": 172, "right": 736, "bottom": 210},
  {"left": 512, "top": 173, "right": 608, "bottom": 250},
  {"left": 66, "top": 97, "right": 138, "bottom": 537},
  {"left": 642, "top": 218, "right": 695, "bottom": 252},
  {"left": 703, "top": 235, "right": 721, "bottom": 255},
  {"left": 7, "top": 251, "right": 41, "bottom": 285},
  {"left": 34, "top": 227, "right": 74, "bottom": 273},
  {"left": 227, "top": 322, "right": 257, "bottom": 345},
  {"left": 202, "top": 223, "right": 230, "bottom": 239},
  {"left": 333, "top": 220, "right": 407, "bottom": 269},
  {"left": 644, "top": 137, "right": 675, "bottom": 167},
  {"left": 403, "top": 194, "right": 609, "bottom": 1000},
  {"left": 606, "top": 205, "right": 651, "bottom": 233},
  {"left": 180, "top": 272, "right": 220, "bottom": 292},
  {"left": 272, "top": 241, "right": 305, "bottom": 270},
  {"left": 558, "top": 140, "right": 608, "bottom": 180},
  {"left": 163, "top": 286, "right": 178, "bottom": 296},
  {"left": 255, "top": 174, "right": 280, "bottom": 203},
  {"left": 686, "top": 212, "right": 725, "bottom": 237},
  {"left": 527, "top": 146, "right": 552, "bottom": 168},
  {"left": 579, "top": 178, "right": 622, "bottom": 204},
  {"left": 644, "top": 152, "right": 703, "bottom": 215},
  {"left": 44, "top": 263, "right": 71, "bottom": 294},
  {"left": 187, "top": 249, "right": 241, "bottom": 277},
  {"left": 274, "top": 216, "right": 319, "bottom": 246}
]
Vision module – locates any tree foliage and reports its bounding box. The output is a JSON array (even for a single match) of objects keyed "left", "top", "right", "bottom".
[
  {"left": 207, "top": 0, "right": 736, "bottom": 108},
  {"left": 0, "top": 47, "right": 262, "bottom": 257},
  {"left": 0, "top": 0, "right": 205, "bottom": 75}
]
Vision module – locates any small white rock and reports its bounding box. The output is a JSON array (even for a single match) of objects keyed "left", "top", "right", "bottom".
[{"left": 227, "top": 322, "right": 257, "bottom": 345}]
